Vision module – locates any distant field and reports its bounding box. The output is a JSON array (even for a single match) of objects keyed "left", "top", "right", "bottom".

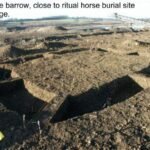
[{"left": 0, "top": 18, "right": 97, "bottom": 28}]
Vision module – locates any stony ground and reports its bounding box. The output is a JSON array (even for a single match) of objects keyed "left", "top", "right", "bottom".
[{"left": 0, "top": 22, "right": 150, "bottom": 149}]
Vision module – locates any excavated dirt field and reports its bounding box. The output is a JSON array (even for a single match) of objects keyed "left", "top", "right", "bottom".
[{"left": 0, "top": 20, "right": 150, "bottom": 149}]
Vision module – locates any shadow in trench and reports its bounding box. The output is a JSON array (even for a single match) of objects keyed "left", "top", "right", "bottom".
[
  {"left": 0, "top": 79, "right": 47, "bottom": 119},
  {"left": 51, "top": 75, "right": 143, "bottom": 123},
  {"left": 0, "top": 78, "right": 50, "bottom": 149},
  {"left": 0, "top": 68, "right": 11, "bottom": 81},
  {"left": 138, "top": 66, "right": 150, "bottom": 77},
  {"left": 45, "top": 42, "right": 77, "bottom": 49},
  {"left": 54, "top": 48, "right": 88, "bottom": 55},
  {"left": 45, "top": 35, "right": 77, "bottom": 41}
]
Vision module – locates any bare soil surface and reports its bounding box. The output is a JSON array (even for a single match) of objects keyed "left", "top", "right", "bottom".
[{"left": 0, "top": 20, "right": 150, "bottom": 149}]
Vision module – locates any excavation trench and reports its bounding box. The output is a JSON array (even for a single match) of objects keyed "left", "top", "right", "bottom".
[
  {"left": 136, "top": 40, "right": 150, "bottom": 47},
  {"left": 0, "top": 68, "right": 11, "bottom": 81},
  {"left": 52, "top": 75, "right": 143, "bottom": 123},
  {"left": 139, "top": 66, "right": 150, "bottom": 77},
  {"left": 0, "top": 78, "right": 56, "bottom": 120}
]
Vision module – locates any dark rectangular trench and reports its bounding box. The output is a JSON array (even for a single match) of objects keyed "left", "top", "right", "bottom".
[
  {"left": 0, "top": 68, "right": 11, "bottom": 81},
  {"left": 51, "top": 76, "right": 143, "bottom": 123},
  {"left": 0, "top": 79, "right": 47, "bottom": 120}
]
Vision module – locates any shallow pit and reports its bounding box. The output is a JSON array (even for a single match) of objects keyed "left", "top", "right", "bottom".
[
  {"left": 139, "top": 66, "right": 150, "bottom": 77},
  {"left": 51, "top": 75, "right": 143, "bottom": 123},
  {"left": 45, "top": 42, "right": 77, "bottom": 50},
  {"left": 136, "top": 40, "right": 150, "bottom": 47},
  {"left": 45, "top": 35, "right": 77, "bottom": 41},
  {"left": 0, "top": 68, "right": 11, "bottom": 81},
  {"left": 0, "top": 78, "right": 55, "bottom": 120},
  {"left": 128, "top": 52, "right": 139, "bottom": 56}
]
